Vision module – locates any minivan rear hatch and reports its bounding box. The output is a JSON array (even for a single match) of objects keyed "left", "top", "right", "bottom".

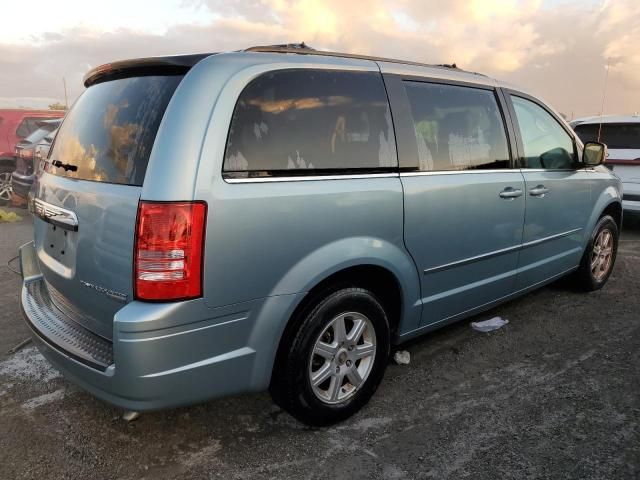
[{"left": 33, "top": 70, "right": 186, "bottom": 340}]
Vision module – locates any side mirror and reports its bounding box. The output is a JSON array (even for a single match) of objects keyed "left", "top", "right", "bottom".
[{"left": 583, "top": 141, "right": 607, "bottom": 166}]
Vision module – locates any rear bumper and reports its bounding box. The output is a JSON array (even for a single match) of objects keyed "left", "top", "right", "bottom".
[
  {"left": 11, "top": 171, "right": 34, "bottom": 198},
  {"left": 19, "top": 241, "right": 301, "bottom": 411}
]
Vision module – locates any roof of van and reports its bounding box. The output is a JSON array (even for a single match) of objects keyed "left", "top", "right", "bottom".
[
  {"left": 0, "top": 109, "right": 65, "bottom": 115},
  {"left": 571, "top": 114, "right": 640, "bottom": 126},
  {"left": 244, "top": 43, "right": 485, "bottom": 75},
  {"left": 37, "top": 118, "right": 63, "bottom": 127},
  {"left": 83, "top": 43, "right": 492, "bottom": 88}
]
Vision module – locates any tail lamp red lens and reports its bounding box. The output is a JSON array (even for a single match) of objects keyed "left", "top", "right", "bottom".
[
  {"left": 17, "top": 148, "right": 33, "bottom": 160},
  {"left": 134, "top": 201, "right": 207, "bottom": 301}
]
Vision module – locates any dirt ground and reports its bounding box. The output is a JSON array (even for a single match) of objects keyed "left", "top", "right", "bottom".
[{"left": 1, "top": 208, "right": 639, "bottom": 480}]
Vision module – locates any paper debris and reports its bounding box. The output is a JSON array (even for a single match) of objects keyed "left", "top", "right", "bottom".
[
  {"left": 393, "top": 350, "right": 410, "bottom": 365},
  {"left": 471, "top": 316, "right": 509, "bottom": 333}
]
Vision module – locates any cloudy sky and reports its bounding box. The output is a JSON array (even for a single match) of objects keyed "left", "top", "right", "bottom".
[{"left": 1, "top": 0, "right": 638, "bottom": 119}]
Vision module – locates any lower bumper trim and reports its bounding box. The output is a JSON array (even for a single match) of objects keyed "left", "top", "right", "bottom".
[{"left": 22, "top": 280, "right": 113, "bottom": 371}]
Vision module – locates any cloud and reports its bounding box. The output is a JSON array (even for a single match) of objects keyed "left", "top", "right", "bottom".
[{"left": 0, "top": 0, "right": 638, "bottom": 118}]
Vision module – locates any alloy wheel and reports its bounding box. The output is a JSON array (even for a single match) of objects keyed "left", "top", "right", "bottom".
[
  {"left": 591, "top": 228, "right": 614, "bottom": 281},
  {"left": 0, "top": 172, "right": 12, "bottom": 201},
  {"left": 308, "top": 312, "right": 376, "bottom": 404}
]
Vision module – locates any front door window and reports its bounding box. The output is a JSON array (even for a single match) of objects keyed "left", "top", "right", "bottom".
[{"left": 512, "top": 96, "right": 576, "bottom": 169}]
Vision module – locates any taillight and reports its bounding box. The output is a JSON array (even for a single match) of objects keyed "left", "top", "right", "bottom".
[
  {"left": 19, "top": 149, "right": 33, "bottom": 160},
  {"left": 134, "top": 201, "right": 207, "bottom": 301}
]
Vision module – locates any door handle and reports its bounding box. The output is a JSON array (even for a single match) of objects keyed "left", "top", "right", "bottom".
[
  {"left": 499, "top": 187, "right": 523, "bottom": 199},
  {"left": 529, "top": 185, "right": 550, "bottom": 197}
]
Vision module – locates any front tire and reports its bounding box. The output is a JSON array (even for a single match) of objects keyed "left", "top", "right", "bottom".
[
  {"left": 574, "top": 215, "right": 619, "bottom": 291},
  {"left": 271, "top": 288, "right": 390, "bottom": 426}
]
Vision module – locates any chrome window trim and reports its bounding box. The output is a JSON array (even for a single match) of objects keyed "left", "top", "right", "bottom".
[
  {"left": 423, "top": 227, "right": 583, "bottom": 274},
  {"left": 400, "top": 169, "right": 521, "bottom": 177},
  {"left": 223, "top": 173, "right": 400, "bottom": 183},
  {"left": 519, "top": 168, "right": 583, "bottom": 173},
  {"left": 223, "top": 167, "right": 584, "bottom": 181}
]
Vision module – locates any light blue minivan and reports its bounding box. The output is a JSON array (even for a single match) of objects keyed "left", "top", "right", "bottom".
[{"left": 20, "top": 44, "right": 621, "bottom": 425}]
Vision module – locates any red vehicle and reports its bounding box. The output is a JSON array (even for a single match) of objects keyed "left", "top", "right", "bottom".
[{"left": 0, "top": 109, "right": 65, "bottom": 204}]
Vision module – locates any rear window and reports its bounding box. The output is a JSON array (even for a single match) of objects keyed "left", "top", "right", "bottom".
[
  {"left": 47, "top": 75, "right": 183, "bottom": 185},
  {"left": 573, "top": 123, "right": 640, "bottom": 149},
  {"left": 223, "top": 69, "right": 396, "bottom": 177}
]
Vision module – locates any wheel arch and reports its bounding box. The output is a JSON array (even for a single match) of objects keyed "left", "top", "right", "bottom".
[
  {"left": 583, "top": 186, "right": 622, "bottom": 249},
  {"left": 265, "top": 236, "right": 421, "bottom": 330},
  {"left": 267, "top": 263, "right": 411, "bottom": 392},
  {"left": 601, "top": 200, "right": 622, "bottom": 230},
  {"left": 252, "top": 237, "right": 422, "bottom": 392}
]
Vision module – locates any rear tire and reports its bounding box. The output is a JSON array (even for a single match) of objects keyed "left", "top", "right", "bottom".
[
  {"left": 270, "top": 287, "right": 390, "bottom": 426},
  {"left": 0, "top": 165, "right": 13, "bottom": 206},
  {"left": 574, "top": 215, "right": 618, "bottom": 291}
]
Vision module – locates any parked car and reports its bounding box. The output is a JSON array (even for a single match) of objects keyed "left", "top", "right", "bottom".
[
  {"left": 19, "top": 45, "right": 622, "bottom": 426},
  {"left": 0, "top": 109, "right": 65, "bottom": 204},
  {"left": 11, "top": 119, "right": 61, "bottom": 201},
  {"left": 35, "top": 127, "right": 58, "bottom": 165},
  {"left": 571, "top": 115, "right": 640, "bottom": 214}
]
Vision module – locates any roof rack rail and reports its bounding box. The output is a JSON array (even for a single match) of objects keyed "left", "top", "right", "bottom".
[
  {"left": 246, "top": 42, "right": 314, "bottom": 52},
  {"left": 244, "top": 44, "right": 484, "bottom": 76}
]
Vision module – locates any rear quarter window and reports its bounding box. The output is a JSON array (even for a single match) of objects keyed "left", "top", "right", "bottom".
[
  {"left": 47, "top": 75, "right": 183, "bottom": 186},
  {"left": 223, "top": 69, "right": 396, "bottom": 177}
]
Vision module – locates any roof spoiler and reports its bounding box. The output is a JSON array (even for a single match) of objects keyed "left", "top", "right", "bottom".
[
  {"left": 36, "top": 118, "right": 63, "bottom": 128},
  {"left": 83, "top": 53, "right": 215, "bottom": 87}
]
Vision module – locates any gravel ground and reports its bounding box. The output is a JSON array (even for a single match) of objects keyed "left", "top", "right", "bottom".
[{"left": 1, "top": 208, "right": 639, "bottom": 480}]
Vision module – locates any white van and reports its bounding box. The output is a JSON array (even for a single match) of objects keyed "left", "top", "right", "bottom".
[{"left": 571, "top": 115, "right": 640, "bottom": 213}]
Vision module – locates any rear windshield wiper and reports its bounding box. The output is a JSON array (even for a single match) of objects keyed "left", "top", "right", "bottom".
[{"left": 51, "top": 160, "right": 78, "bottom": 172}]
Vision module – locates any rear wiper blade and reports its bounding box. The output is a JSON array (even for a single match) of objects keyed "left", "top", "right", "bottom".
[{"left": 51, "top": 160, "right": 78, "bottom": 172}]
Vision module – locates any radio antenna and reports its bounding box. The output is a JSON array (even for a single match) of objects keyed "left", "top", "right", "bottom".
[
  {"left": 63, "top": 77, "right": 69, "bottom": 110},
  {"left": 597, "top": 58, "right": 610, "bottom": 143}
]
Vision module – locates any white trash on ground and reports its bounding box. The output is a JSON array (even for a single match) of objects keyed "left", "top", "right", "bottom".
[
  {"left": 471, "top": 316, "right": 509, "bottom": 333},
  {"left": 393, "top": 350, "right": 411, "bottom": 365},
  {"left": 122, "top": 410, "right": 141, "bottom": 422}
]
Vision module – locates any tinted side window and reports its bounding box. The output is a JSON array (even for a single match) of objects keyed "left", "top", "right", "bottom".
[
  {"left": 574, "top": 123, "right": 640, "bottom": 149},
  {"left": 403, "top": 82, "right": 509, "bottom": 171},
  {"left": 223, "top": 70, "right": 396, "bottom": 176},
  {"left": 16, "top": 117, "right": 41, "bottom": 138},
  {"left": 512, "top": 96, "right": 576, "bottom": 169}
]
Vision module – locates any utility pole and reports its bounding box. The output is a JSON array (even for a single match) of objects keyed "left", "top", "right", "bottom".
[{"left": 63, "top": 77, "right": 69, "bottom": 110}]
